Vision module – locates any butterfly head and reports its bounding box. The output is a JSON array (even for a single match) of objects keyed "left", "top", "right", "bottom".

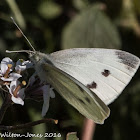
[{"left": 29, "top": 51, "right": 42, "bottom": 64}]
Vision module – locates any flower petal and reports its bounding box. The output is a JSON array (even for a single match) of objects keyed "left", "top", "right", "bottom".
[
  {"left": 1, "top": 73, "right": 22, "bottom": 81},
  {"left": 16, "top": 59, "right": 22, "bottom": 66},
  {"left": 1, "top": 57, "right": 13, "bottom": 74},
  {"left": 1, "top": 57, "right": 13, "bottom": 65},
  {"left": 18, "top": 88, "right": 25, "bottom": 100},
  {"left": 28, "top": 74, "right": 36, "bottom": 86},
  {"left": 10, "top": 81, "right": 18, "bottom": 93},
  {"left": 15, "top": 65, "right": 26, "bottom": 71},
  {"left": 0, "top": 70, "right": 2, "bottom": 76},
  {"left": 22, "top": 60, "right": 33, "bottom": 68},
  {"left": 41, "top": 85, "right": 50, "bottom": 117},
  {"left": 15, "top": 60, "right": 33, "bottom": 72},
  {"left": 42, "top": 85, "right": 50, "bottom": 102},
  {"left": 41, "top": 98, "right": 50, "bottom": 117},
  {"left": 11, "top": 95, "right": 24, "bottom": 105},
  {"left": 9, "top": 73, "right": 22, "bottom": 80},
  {"left": 7, "top": 80, "right": 25, "bottom": 106},
  {"left": 1, "top": 64, "right": 7, "bottom": 75},
  {"left": 50, "top": 88, "right": 55, "bottom": 98}
]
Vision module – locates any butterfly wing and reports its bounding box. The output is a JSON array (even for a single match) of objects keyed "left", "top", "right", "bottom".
[
  {"left": 42, "top": 63, "right": 110, "bottom": 124},
  {"left": 49, "top": 48, "right": 140, "bottom": 105}
]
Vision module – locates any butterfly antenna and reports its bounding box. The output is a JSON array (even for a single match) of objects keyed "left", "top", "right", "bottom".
[
  {"left": 11, "top": 17, "right": 36, "bottom": 52},
  {"left": 6, "top": 50, "right": 34, "bottom": 54}
]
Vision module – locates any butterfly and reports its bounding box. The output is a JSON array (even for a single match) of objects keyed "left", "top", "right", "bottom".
[
  {"left": 27, "top": 48, "right": 139, "bottom": 124},
  {"left": 8, "top": 17, "right": 140, "bottom": 124}
]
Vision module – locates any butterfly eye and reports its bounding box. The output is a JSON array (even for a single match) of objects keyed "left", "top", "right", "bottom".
[
  {"left": 35, "top": 55, "right": 41, "bottom": 62},
  {"left": 30, "top": 53, "right": 41, "bottom": 64}
]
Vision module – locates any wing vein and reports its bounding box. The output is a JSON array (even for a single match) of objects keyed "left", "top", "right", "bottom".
[{"left": 53, "top": 60, "right": 132, "bottom": 77}]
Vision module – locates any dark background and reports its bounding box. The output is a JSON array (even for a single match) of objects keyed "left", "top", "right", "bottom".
[{"left": 0, "top": 0, "right": 140, "bottom": 139}]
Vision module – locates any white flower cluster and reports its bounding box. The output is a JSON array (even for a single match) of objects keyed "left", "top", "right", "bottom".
[
  {"left": 0, "top": 57, "right": 55, "bottom": 117},
  {"left": 0, "top": 57, "right": 32, "bottom": 105}
]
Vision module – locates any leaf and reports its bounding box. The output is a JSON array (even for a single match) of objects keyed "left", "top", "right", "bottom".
[
  {"left": 66, "top": 132, "right": 79, "bottom": 140},
  {"left": 38, "top": 1, "right": 62, "bottom": 19},
  {"left": 134, "top": 0, "right": 140, "bottom": 15},
  {"left": 119, "top": 0, "right": 140, "bottom": 36},
  {"left": 73, "top": 0, "right": 89, "bottom": 11},
  {"left": 62, "top": 3, "right": 121, "bottom": 49}
]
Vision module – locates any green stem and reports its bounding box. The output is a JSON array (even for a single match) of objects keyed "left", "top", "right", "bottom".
[{"left": 0, "top": 118, "right": 58, "bottom": 131}]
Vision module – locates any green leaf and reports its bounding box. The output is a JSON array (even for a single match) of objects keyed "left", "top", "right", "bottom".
[
  {"left": 119, "top": 0, "right": 140, "bottom": 36},
  {"left": 73, "top": 0, "right": 89, "bottom": 11},
  {"left": 134, "top": 0, "right": 140, "bottom": 15},
  {"left": 66, "top": 132, "right": 79, "bottom": 140},
  {"left": 38, "top": 1, "right": 62, "bottom": 19},
  {"left": 62, "top": 3, "right": 121, "bottom": 49}
]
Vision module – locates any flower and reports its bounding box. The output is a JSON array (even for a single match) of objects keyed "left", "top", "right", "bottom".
[
  {"left": 15, "top": 59, "right": 33, "bottom": 72},
  {"left": 0, "top": 57, "right": 55, "bottom": 116},
  {"left": 1, "top": 72, "right": 22, "bottom": 82},
  {"left": 0, "top": 57, "right": 13, "bottom": 75},
  {"left": 6, "top": 80, "right": 26, "bottom": 105},
  {"left": 0, "top": 57, "right": 22, "bottom": 83},
  {"left": 27, "top": 74, "right": 55, "bottom": 117}
]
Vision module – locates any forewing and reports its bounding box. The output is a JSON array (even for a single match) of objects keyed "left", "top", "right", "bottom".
[
  {"left": 42, "top": 63, "right": 110, "bottom": 124},
  {"left": 50, "top": 48, "right": 140, "bottom": 105}
]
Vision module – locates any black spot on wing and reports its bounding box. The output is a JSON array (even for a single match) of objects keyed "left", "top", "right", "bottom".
[
  {"left": 68, "top": 92, "right": 86, "bottom": 105},
  {"left": 77, "top": 98, "right": 86, "bottom": 105},
  {"left": 87, "top": 82, "right": 97, "bottom": 89},
  {"left": 115, "top": 51, "right": 139, "bottom": 70},
  {"left": 85, "top": 97, "right": 91, "bottom": 104},
  {"left": 102, "top": 69, "right": 110, "bottom": 77}
]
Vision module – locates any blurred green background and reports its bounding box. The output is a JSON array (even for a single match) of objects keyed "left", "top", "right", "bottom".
[{"left": 0, "top": 0, "right": 140, "bottom": 139}]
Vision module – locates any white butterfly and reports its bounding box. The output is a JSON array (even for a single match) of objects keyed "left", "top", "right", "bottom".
[
  {"left": 8, "top": 17, "right": 140, "bottom": 124},
  {"left": 27, "top": 48, "right": 139, "bottom": 124},
  {"left": 49, "top": 48, "right": 140, "bottom": 105}
]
